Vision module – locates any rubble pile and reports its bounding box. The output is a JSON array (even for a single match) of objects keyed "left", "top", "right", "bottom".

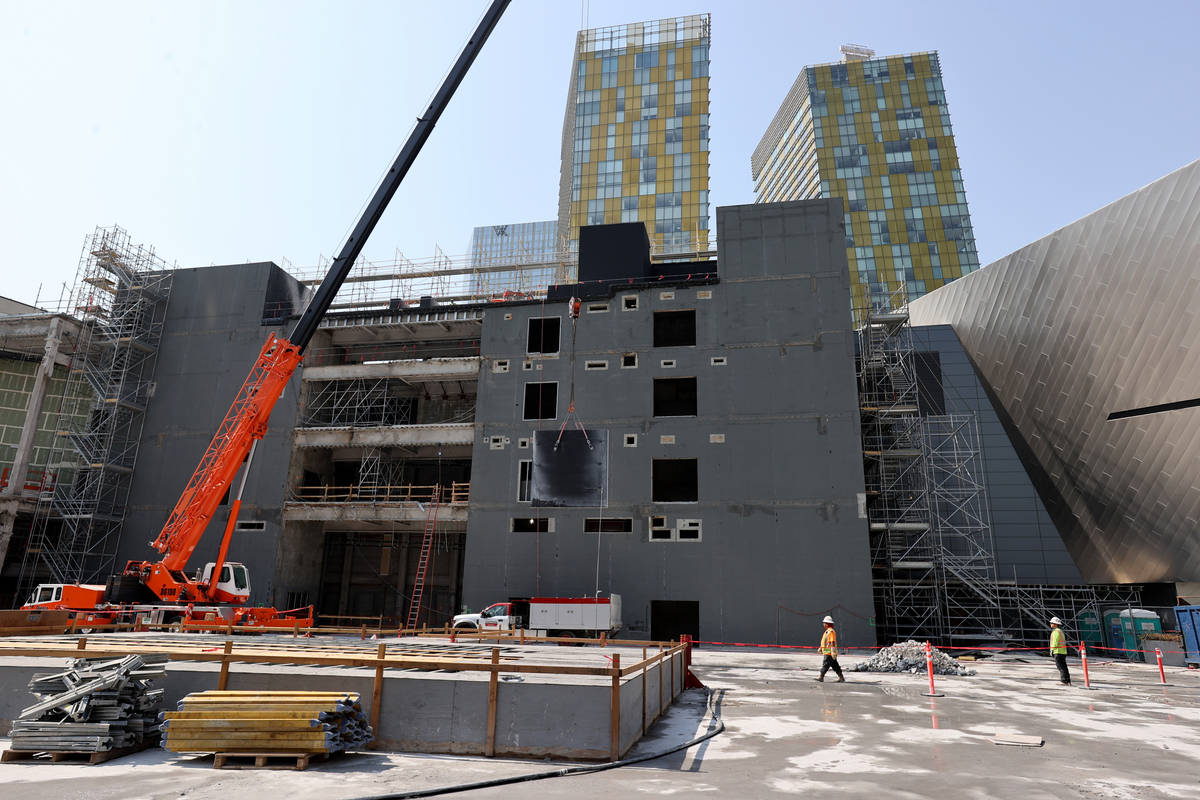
[
  {"left": 852, "top": 640, "right": 976, "bottom": 676},
  {"left": 10, "top": 654, "right": 167, "bottom": 752}
]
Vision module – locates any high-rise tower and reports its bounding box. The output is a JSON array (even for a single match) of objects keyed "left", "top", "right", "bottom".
[
  {"left": 558, "top": 14, "right": 712, "bottom": 260},
  {"left": 753, "top": 48, "right": 979, "bottom": 318}
]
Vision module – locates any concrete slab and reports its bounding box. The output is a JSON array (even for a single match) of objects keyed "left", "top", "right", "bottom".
[{"left": 2, "top": 646, "right": 1199, "bottom": 799}]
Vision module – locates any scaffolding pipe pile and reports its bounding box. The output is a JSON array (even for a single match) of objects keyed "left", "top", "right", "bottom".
[{"left": 9, "top": 654, "right": 167, "bottom": 752}]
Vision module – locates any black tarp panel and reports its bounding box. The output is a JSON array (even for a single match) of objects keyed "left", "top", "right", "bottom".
[{"left": 531, "top": 429, "right": 608, "bottom": 507}]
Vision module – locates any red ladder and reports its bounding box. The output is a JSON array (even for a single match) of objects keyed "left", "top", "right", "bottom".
[{"left": 405, "top": 486, "right": 441, "bottom": 631}]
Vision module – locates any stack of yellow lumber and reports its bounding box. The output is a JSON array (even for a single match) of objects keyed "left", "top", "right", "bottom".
[{"left": 159, "top": 691, "right": 372, "bottom": 754}]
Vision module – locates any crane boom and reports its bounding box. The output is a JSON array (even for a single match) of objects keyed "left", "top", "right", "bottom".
[{"left": 130, "top": 0, "right": 511, "bottom": 603}]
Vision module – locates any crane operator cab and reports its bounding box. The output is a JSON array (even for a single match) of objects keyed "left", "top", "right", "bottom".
[{"left": 199, "top": 562, "right": 251, "bottom": 603}]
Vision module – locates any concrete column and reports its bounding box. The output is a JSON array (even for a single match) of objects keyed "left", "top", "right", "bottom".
[{"left": 0, "top": 318, "right": 63, "bottom": 572}]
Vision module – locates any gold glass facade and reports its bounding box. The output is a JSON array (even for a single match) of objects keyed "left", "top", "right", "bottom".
[
  {"left": 752, "top": 51, "right": 980, "bottom": 318},
  {"left": 557, "top": 14, "right": 712, "bottom": 258}
]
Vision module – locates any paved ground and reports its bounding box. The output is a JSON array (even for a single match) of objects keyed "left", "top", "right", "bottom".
[{"left": 3, "top": 646, "right": 1198, "bottom": 799}]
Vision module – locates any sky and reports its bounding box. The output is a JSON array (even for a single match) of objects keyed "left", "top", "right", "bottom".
[{"left": 2, "top": 0, "right": 1198, "bottom": 307}]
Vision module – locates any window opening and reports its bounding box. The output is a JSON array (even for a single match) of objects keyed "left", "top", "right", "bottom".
[
  {"left": 622, "top": 353, "right": 638, "bottom": 368},
  {"left": 653, "top": 310, "right": 696, "bottom": 347},
  {"left": 527, "top": 317, "right": 561, "bottom": 354},
  {"left": 654, "top": 377, "right": 697, "bottom": 416},
  {"left": 517, "top": 460, "right": 532, "bottom": 502},
  {"left": 652, "top": 458, "right": 698, "bottom": 502},
  {"left": 523, "top": 382, "right": 558, "bottom": 420},
  {"left": 585, "top": 518, "right": 633, "bottom": 533},
  {"left": 511, "top": 517, "right": 552, "bottom": 533}
]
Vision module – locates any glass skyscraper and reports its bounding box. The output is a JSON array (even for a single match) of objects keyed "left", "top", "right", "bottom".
[
  {"left": 752, "top": 48, "right": 980, "bottom": 317},
  {"left": 467, "top": 220, "right": 564, "bottom": 297},
  {"left": 557, "top": 14, "right": 712, "bottom": 259}
]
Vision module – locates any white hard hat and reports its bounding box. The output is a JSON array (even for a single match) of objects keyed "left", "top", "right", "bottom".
[
  {"left": 822, "top": 615, "right": 835, "bottom": 624},
  {"left": 1049, "top": 616, "right": 1062, "bottom": 625}
]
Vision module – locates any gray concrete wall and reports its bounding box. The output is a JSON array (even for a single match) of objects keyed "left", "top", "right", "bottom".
[
  {"left": 0, "top": 653, "right": 680, "bottom": 760},
  {"left": 462, "top": 201, "right": 875, "bottom": 647},
  {"left": 911, "top": 325, "right": 1084, "bottom": 584},
  {"left": 120, "top": 263, "right": 303, "bottom": 605}
]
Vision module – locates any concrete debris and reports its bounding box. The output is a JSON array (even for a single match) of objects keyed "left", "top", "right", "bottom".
[
  {"left": 9, "top": 654, "right": 167, "bottom": 752},
  {"left": 851, "top": 640, "right": 976, "bottom": 676}
]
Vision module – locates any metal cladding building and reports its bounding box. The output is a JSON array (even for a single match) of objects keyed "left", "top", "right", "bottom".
[{"left": 909, "top": 158, "right": 1200, "bottom": 589}]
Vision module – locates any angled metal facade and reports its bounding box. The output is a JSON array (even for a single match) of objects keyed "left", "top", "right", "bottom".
[{"left": 909, "top": 159, "right": 1200, "bottom": 584}]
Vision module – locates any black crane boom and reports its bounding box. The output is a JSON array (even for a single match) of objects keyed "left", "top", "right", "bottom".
[{"left": 289, "top": 0, "right": 511, "bottom": 351}]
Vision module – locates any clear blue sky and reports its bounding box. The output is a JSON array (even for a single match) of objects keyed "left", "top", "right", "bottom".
[{"left": 2, "top": 0, "right": 1198, "bottom": 306}]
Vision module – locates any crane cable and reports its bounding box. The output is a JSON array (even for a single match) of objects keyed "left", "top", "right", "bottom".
[{"left": 554, "top": 297, "right": 593, "bottom": 451}]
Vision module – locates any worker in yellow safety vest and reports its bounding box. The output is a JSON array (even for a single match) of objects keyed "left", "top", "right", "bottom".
[
  {"left": 1050, "top": 616, "right": 1071, "bottom": 685},
  {"left": 816, "top": 615, "right": 845, "bottom": 682}
]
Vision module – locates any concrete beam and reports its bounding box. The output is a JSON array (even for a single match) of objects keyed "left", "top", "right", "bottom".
[
  {"left": 302, "top": 357, "right": 480, "bottom": 383},
  {"left": 282, "top": 503, "right": 469, "bottom": 523},
  {"left": 293, "top": 422, "right": 475, "bottom": 449}
]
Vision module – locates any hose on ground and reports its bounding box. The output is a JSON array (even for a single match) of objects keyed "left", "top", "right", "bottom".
[{"left": 352, "top": 688, "right": 724, "bottom": 799}]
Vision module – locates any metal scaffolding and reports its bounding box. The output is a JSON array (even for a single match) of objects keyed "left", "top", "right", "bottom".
[
  {"left": 300, "top": 379, "right": 417, "bottom": 428},
  {"left": 857, "top": 287, "right": 1144, "bottom": 645},
  {"left": 18, "top": 226, "right": 172, "bottom": 592}
]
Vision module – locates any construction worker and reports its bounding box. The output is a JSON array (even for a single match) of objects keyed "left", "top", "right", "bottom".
[
  {"left": 1050, "top": 616, "right": 1071, "bottom": 685},
  {"left": 816, "top": 615, "right": 845, "bottom": 682}
]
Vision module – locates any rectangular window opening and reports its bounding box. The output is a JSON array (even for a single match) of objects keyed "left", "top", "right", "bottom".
[
  {"left": 710, "top": 356, "right": 727, "bottom": 366},
  {"left": 585, "top": 360, "right": 608, "bottom": 371},
  {"left": 622, "top": 353, "right": 638, "bottom": 368},
  {"left": 653, "top": 310, "right": 696, "bottom": 347},
  {"left": 517, "top": 460, "right": 532, "bottom": 502},
  {"left": 511, "top": 516, "right": 552, "bottom": 533},
  {"left": 587, "top": 303, "right": 610, "bottom": 313},
  {"left": 676, "top": 519, "right": 702, "bottom": 541},
  {"left": 624, "top": 433, "right": 638, "bottom": 447},
  {"left": 235, "top": 520, "right": 266, "bottom": 532},
  {"left": 622, "top": 295, "right": 639, "bottom": 311},
  {"left": 522, "top": 382, "right": 558, "bottom": 420},
  {"left": 584, "top": 517, "right": 633, "bottom": 533},
  {"left": 653, "top": 458, "right": 698, "bottom": 502},
  {"left": 654, "top": 377, "right": 697, "bottom": 417},
  {"left": 527, "top": 317, "right": 561, "bottom": 354},
  {"left": 493, "top": 359, "right": 510, "bottom": 373}
]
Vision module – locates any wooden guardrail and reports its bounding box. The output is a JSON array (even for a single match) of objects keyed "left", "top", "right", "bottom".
[{"left": 0, "top": 633, "right": 688, "bottom": 761}]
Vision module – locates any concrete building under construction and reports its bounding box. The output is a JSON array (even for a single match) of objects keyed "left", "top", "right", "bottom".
[{"left": 5, "top": 160, "right": 1199, "bottom": 644}]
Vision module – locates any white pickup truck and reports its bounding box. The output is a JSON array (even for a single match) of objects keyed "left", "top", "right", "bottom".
[{"left": 452, "top": 594, "right": 622, "bottom": 638}]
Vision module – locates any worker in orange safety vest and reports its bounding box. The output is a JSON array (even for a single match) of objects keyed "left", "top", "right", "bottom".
[{"left": 816, "top": 615, "right": 845, "bottom": 682}]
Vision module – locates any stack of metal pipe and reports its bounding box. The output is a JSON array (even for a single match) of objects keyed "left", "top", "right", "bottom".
[
  {"left": 159, "top": 691, "right": 373, "bottom": 754},
  {"left": 9, "top": 654, "right": 168, "bottom": 752}
]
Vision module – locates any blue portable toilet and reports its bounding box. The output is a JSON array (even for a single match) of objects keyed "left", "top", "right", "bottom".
[{"left": 1103, "top": 609, "right": 1162, "bottom": 661}]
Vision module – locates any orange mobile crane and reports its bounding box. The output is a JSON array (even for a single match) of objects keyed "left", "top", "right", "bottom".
[{"left": 23, "top": 0, "right": 511, "bottom": 630}]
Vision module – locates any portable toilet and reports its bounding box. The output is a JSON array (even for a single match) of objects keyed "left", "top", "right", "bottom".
[
  {"left": 1077, "top": 609, "right": 1104, "bottom": 648},
  {"left": 1103, "top": 609, "right": 1162, "bottom": 661}
]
